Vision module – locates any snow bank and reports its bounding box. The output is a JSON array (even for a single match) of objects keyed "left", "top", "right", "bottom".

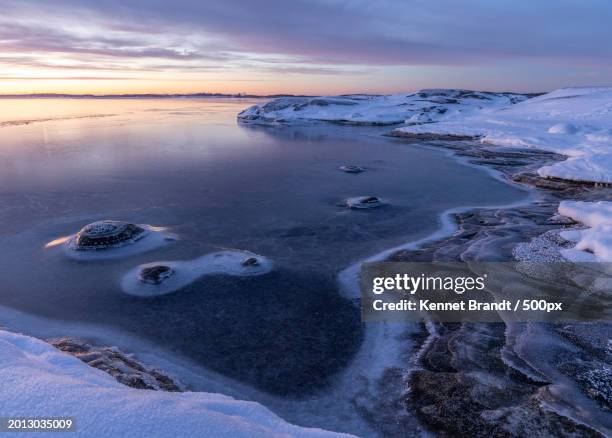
[
  {"left": 238, "top": 89, "right": 527, "bottom": 126},
  {"left": 0, "top": 329, "right": 352, "bottom": 438},
  {"left": 393, "top": 87, "right": 612, "bottom": 184},
  {"left": 557, "top": 201, "right": 612, "bottom": 262}
]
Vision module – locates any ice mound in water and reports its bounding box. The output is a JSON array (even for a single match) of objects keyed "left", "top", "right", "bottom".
[
  {"left": 73, "top": 220, "right": 146, "bottom": 250},
  {"left": 47, "top": 220, "right": 172, "bottom": 260},
  {"left": 121, "top": 250, "right": 273, "bottom": 297},
  {"left": 139, "top": 265, "right": 175, "bottom": 285},
  {"left": 344, "top": 196, "right": 384, "bottom": 209},
  {"left": 339, "top": 165, "right": 365, "bottom": 174}
]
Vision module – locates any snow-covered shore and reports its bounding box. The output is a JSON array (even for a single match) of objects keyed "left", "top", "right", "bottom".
[
  {"left": 237, "top": 89, "right": 528, "bottom": 126},
  {"left": 393, "top": 87, "right": 612, "bottom": 185},
  {"left": 0, "top": 329, "right": 353, "bottom": 438}
]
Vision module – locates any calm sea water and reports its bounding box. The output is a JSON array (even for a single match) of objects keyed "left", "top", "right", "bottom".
[{"left": 0, "top": 98, "right": 524, "bottom": 395}]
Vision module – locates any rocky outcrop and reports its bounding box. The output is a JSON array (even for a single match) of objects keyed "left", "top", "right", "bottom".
[
  {"left": 50, "top": 337, "right": 181, "bottom": 392},
  {"left": 74, "top": 220, "right": 147, "bottom": 250},
  {"left": 138, "top": 265, "right": 175, "bottom": 285}
]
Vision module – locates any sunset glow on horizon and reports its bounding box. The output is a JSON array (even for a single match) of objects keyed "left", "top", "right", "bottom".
[{"left": 1, "top": 0, "right": 611, "bottom": 95}]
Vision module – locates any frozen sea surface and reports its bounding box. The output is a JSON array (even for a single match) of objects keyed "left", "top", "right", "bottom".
[{"left": 0, "top": 98, "right": 524, "bottom": 429}]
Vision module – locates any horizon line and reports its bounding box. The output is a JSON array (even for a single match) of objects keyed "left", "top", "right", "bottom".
[{"left": 0, "top": 87, "right": 558, "bottom": 99}]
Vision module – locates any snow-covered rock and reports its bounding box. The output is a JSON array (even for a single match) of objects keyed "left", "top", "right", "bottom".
[
  {"left": 121, "top": 250, "right": 273, "bottom": 297},
  {"left": 393, "top": 87, "right": 612, "bottom": 184},
  {"left": 238, "top": 89, "right": 528, "bottom": 126},
  {"left": 50, "top": 337, "right": 183, "bottom": 392},
  {"left": 343, "top": 196, "right": 385, "bottom": 209},
  {"left": 45, "top": 221, "right": 174, "bottom": 260},
  {"left": 0, "top": 329, "right": 352, "bottom": 438},
  {"left": 557, "top": 200, "right": 612, "bottom": 262}
]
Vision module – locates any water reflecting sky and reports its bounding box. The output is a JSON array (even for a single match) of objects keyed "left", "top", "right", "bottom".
[{"left": 0, "top": 99, "right": 525, "bottom": 394}]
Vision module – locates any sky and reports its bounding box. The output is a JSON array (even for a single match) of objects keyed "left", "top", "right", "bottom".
[{"left": 0, "top": 0, "right": 611, "bottom": 95}]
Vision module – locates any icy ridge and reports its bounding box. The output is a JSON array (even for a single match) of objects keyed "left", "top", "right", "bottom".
[{"left": 238, "top": 89, "right": 528, "bottom": 126}]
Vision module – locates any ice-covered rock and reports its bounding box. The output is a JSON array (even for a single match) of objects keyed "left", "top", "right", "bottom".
[
  {"left": 122, "top": 250, "right": 273, "bottom": 297},
  {"left": 139, "top": 265, "right": 175, "bottom": 285},
  {"left": 74, "top": 220, "right": 146, "bottom": 250},
  {"left": 393, "top": 87, "right": 612, "bottom": 184},
  {"left": 339, "top": 165, "right": 366, "bottom": 174},
  {"left": 50, "top": 337, "right": 182, "bottom": 392},
  {"left": 46, "top": 220, "right": 173, "bottom": 260},
  {"left": 238, "top": 89, "right": 528, "bottom": 126},
  {"left": 240, "top": 256, "right": 260, "bottom": 267},
  {"left": 0, "top": 330, "right": 352, "bottom": 438},
  {"left": 344, "top": 196, "right": 384, "bottom": 209}
]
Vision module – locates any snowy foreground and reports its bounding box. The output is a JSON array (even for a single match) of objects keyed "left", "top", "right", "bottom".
[
  {"left": 0, "top": 330, "right": 352, "bottom": 438},
  {"left": 238, "top": 89, "right": 528, "bottom": 126}
]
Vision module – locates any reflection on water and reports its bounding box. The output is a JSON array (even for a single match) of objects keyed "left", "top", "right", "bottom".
[{"left": 0, "top": 98, "right": 525, "bottom": 395}]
